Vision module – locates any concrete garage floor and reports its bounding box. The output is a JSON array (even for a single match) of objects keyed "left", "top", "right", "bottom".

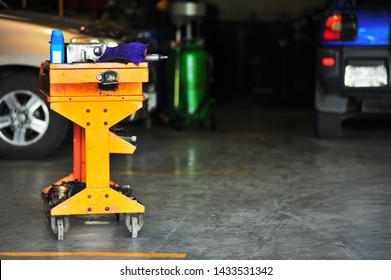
[{"left": 0, "top": 100, "right": 391, "bottom": 260}]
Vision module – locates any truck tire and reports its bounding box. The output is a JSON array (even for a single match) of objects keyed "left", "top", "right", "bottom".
[
  {"left": 316, "top": 111, "right": 342, "bottom": 139},
  {"left": 0, "top": 70, "right": 69, "bottom": 159}
]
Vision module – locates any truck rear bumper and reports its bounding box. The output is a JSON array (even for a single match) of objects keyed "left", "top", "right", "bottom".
[{"left": 316, "top": 46, "right": 391, "bottom": 113}]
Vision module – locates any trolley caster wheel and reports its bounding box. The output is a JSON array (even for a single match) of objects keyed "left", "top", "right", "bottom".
[
  {"left": 131, "top": 216, "right": 139, "bottom": 238},
  {"left": 44, "top": 203, "right": 51, "bottom": 224},
  {"left": 57, "top": 219, "right": 64, "bottom": 241},
  {"left": 50, "top": 216, "right": 70, "bottom": 240},
  {"left": 138, "top": 213, "right": 144, "bottom": 230},
  {"left": 125, "top": 213, "right": 143, "bottom": 238}
]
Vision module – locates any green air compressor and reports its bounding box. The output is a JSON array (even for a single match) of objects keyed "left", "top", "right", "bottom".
[{"left": 168, "top": 1, "right": 213, "bottom": 129}]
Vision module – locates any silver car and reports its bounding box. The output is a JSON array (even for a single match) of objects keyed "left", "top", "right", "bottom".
[{"left": 0, "top": 6, "right": 134, "bottom": 158}]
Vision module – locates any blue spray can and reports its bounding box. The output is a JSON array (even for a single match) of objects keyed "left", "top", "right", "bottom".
[{"left": 50, "top": 30, "right": 64, "bottom": 63}]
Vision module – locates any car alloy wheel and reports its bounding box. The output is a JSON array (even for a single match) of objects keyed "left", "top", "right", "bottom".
[{"left": 0, "top": 89, "right": 50, "bottom": 146}]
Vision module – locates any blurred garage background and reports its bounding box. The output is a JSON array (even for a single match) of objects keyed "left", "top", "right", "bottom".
[
  {"left": 1, "top": 0, "right": 391, "bottom": 261},
  {"left": 9, "top": 0, "right": 327, "bottom": 107}
]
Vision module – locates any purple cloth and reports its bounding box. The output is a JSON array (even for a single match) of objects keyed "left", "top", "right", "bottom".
[{"left": 97, "top": 42, "right": 147, "bottom": 64}]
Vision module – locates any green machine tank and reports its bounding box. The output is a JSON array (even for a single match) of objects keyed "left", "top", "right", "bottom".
[{"left": 168, "top": 1, "right": 213, "bottom": 129}]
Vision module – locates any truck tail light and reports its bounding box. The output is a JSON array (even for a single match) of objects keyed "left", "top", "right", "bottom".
[
  {"left": 322, "top": 57, "right": 336, "bottom": 67},
  {"left": 324, "top": 14, "right": 342, "bottom": 40},
  {"left": 323, "top": 13, "right": 357, "bottom": 41}
]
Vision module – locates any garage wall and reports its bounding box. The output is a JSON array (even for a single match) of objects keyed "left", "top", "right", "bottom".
[{"left": 205, "top": 0, "right": 327, "bottom": 22}]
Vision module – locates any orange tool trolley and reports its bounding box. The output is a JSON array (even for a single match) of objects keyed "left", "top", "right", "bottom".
[{"left": 39, "top": 61, "right": 148, "bottom": 240}]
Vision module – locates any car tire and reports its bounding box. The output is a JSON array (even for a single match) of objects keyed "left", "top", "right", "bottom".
[
  {"left": 316, "top": 111, "right": 342, "bottom": 139},
  {"left": 0, "top": 70, "right": 69, "bottom": 159}
]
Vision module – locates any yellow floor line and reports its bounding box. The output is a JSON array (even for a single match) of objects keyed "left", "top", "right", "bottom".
[{"left": 0, "top": 251, "right": 187, "bottom": 258}]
